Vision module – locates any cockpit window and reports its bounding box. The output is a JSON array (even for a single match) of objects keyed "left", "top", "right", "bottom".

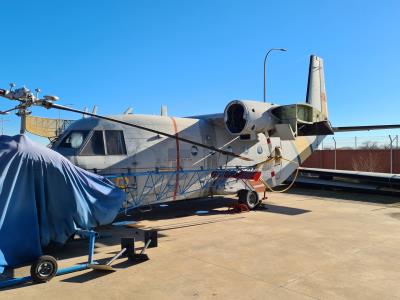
[
  {"left": 59, "top": 131, "right": 89, "bottom": 149},
  {"left": 105, "top": 130, "right": 127, "bottom": 155},
  {"left": 80, "top": 131, "right": 106, "bottom": 156}
]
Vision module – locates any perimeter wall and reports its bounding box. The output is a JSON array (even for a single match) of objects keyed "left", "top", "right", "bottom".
[{"left": 302, "top": 150, "right": 400, "bottom": 173}]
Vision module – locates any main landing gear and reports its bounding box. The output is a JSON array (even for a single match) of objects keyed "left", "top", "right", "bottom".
[{"left": 237, "top": 189, "right": 261, "bottom": 210}]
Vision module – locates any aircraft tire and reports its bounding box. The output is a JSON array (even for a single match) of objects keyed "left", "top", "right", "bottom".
[
  {"left": 238, "top": 190, "right": 259, "bottom": 210},
  {"left": 30, "top": 255, "right": 58, "bottom": 283}
]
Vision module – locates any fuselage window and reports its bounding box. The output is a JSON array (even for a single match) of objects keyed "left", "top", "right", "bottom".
[
  {"left": 80, "top": 131, "right": 106, "bottom": 155},
  {"left": 105, "top": 130, "right": 127, "bottom": 155},
  {"left": 59, "top": 130, "right": 89, "bottom": 149}
]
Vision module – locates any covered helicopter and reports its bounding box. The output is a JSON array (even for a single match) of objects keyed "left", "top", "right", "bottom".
[{"left": 2, "top": 55, "right": 400, "bottom": 210}]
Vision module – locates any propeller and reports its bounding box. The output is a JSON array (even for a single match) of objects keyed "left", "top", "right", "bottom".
[{"left": 0, "top": 85, "right": 252, "bottom": 161}]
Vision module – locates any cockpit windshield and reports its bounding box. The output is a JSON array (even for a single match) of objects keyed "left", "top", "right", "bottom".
[
  {"left": 81, "top": 131, "right": 106, "bottom": 155},
  {"left": 59, "top": 131, "right": 90, "bottom": 149},
  {"left": 56, "top": 129, "right": 127, "bottom": 156}
]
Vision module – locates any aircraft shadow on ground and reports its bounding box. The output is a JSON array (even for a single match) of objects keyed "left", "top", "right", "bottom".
[
  {"left": 116, "top": 196, "right": 235, "bottom": 221},
  {"left": 43, "top": 194, "right": 316, "bottom": 267},
  {"left": 5, "top": 195, "right": 314, "bottom": 288},
  {"left": 43, "top": 197, "right": 239, "bottom": 261}
]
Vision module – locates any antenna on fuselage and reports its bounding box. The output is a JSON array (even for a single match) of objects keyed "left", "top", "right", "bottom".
[
  {"left": 160, "top": 105, "right": 168, "bottom": 116},
  {"left": 124, "top": 107, "right": 133, "bottom": 114},
  {"left": 83, "top": 107, "right": 88, "bottom": 118}
]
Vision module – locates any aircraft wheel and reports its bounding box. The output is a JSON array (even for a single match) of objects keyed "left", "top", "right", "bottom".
[
  {"left": 238, "top": 190, "right": 259, "bottom": 210},
  {"left": 30, "top": 255, "right": 58, "bottom": 283}
]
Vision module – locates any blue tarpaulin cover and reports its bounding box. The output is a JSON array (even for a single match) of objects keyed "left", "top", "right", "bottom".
[{"left": 0, "top": 135, "right": 125, "bottom": 270}]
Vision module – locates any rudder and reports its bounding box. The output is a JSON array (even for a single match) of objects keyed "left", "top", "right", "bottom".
[{"left": 306, "top": 55, "right": 328, "bottom": 120}]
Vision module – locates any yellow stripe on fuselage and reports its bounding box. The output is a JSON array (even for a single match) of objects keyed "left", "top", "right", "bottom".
[{"left": 293, "top": 137, "right": 312, "bottom": 164}]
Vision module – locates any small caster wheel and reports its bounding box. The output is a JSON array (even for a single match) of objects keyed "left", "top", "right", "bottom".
[{"left": 30, "top": 255, "right": 58, "bottom": 283}]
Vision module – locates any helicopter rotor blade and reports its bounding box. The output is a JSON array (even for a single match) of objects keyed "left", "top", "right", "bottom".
[
  {"left": 45, "top": 102, "right": 252, "bottom": 161},
  {"left": 0, "top": 105, "right": 20, "bottom": 115}
]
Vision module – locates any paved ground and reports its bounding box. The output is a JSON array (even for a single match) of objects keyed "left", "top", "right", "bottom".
[{"left": 2, "top": 188, "right": 400, "bottom": 299}]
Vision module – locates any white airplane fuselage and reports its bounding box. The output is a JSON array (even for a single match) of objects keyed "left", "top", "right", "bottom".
[
  {"left": 52, "top": 112, "right": 325, "bottom": 204},
  {"left": 52, "top": 55, "right": 330, "bottom": 206}
]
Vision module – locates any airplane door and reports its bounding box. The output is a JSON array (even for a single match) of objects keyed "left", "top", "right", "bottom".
[{"left": 198, "top": 119, "right": 217, "bottom": 170}]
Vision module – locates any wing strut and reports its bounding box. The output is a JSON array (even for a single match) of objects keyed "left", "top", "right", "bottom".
[{"left": 332, "top": 124, "right": 400, "bottom": 132}]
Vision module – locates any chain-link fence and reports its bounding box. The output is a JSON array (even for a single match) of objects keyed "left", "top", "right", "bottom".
[{"left": 319, "top": 135, "right": 399, "bottom": 150}]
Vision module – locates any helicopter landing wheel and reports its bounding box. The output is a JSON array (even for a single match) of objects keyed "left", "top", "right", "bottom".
[
  {"left": 238, "top": 190, "right": 260, "bottom": 210},
  {"left": 30, "top": 255, "right": 58, "bottom": 284}
]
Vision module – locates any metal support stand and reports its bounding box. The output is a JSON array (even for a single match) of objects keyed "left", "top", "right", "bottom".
[
  {"left": 0, "top": 230, "right": 101, "bottom": 288},
  {"left": 0, "top": 228, "right": 158, "bottom": 289},
  {"left": 56, "top": 230, "right": 97, "bottom": 276}
]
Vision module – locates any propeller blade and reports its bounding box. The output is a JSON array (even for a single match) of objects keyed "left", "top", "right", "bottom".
[{"left": 46, "top": 102, "right": 252, "bottom": 161}]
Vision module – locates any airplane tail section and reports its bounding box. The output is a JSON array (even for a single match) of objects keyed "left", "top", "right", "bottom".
[{"left": 306, "top": 55, "right": 328, "bottom": 120}]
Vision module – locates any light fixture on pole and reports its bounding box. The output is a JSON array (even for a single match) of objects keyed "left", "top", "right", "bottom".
[{"left": 263, "top": 48, "right": 287, "bottom": 102}]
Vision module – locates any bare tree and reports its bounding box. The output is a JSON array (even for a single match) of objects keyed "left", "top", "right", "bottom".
[
  {"left": 359, "top": 141, "right": 380, "bottom": 150},
  {"left": 352, "top": 152, "right": 380, "bottom": 172}
]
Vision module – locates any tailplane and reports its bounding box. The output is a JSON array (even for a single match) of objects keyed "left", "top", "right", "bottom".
[{"left": 306, "top": 55, "right": 328, "bottom": 120}]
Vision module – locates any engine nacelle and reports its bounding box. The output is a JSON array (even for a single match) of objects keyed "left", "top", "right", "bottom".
[{"left": 224, "top": 100, "right": 275, "bottom": 136}]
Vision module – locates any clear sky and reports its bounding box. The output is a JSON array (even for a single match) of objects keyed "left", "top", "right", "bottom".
[{"left": 1, "top": 0, "right": 399, "bottom": 143}]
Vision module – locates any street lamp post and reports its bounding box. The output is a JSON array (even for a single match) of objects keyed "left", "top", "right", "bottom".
[{"left": 263, "top": 48, "right": 287, "bottom": 102}]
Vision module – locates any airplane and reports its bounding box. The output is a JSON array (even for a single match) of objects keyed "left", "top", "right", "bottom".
[{"left": 2, "top": 55, "right": 400, "bottom": 211}]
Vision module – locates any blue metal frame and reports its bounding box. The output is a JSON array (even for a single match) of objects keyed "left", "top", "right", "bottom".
[
  {"left": 55, "top": 230, "right": 96, "bottom": 276},
  {"left": 105, "top": 167, "right": 257, "bottom": 213},
  {"left": 0, "top": 230, "right": 97, "bottom": 289}
]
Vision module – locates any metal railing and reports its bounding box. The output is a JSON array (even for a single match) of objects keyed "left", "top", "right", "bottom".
[{"left": 319, "top": 135, "right": 399, "bottom": 150}]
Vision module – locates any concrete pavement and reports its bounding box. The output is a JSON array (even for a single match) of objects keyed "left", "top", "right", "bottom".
[{"left": 1, "top": 189, "right": 400, "bottom": 299}]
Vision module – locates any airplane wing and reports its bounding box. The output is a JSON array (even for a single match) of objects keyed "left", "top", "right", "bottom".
[
  {"left": 299, "top": 167, "right": 400, "bottom": 181},
  {"left": 332, "top": 124, "right": 400, "bottom": 132},
  {"left": 186, "top": 113, "right": 225, "bottom": 127},
  {"left": 296, "top": 167, "right": 400, "bottom": 195},
  {"left": 193, "top": 115, "right": 400, "bottom": 133}
]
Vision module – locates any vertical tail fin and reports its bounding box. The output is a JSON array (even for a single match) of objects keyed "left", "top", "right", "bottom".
[{"left": 306, "top": 55, "right": 328, "bottom": 120}]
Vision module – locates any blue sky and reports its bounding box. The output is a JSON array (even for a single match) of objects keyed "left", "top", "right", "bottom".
[{"left": 1, "top": 0, "right": 399, "bottom": 142}]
